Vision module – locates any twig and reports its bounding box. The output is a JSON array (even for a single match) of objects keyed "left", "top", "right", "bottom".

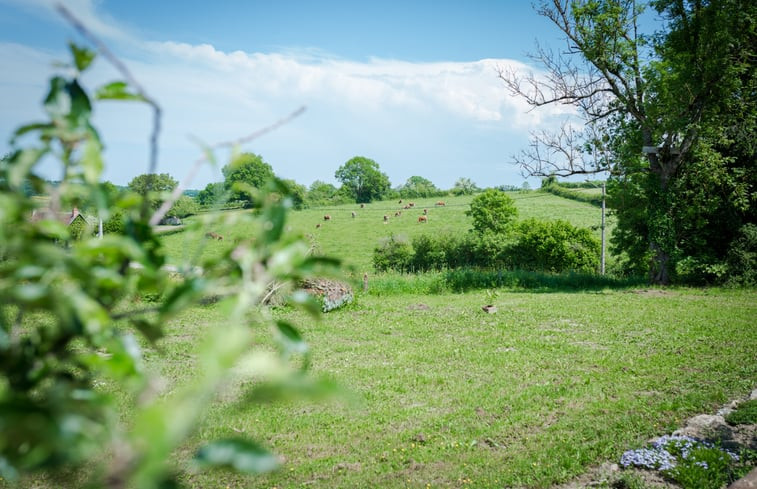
[
  {"left": 149, "top": 105, "right": 306, "bottom": 226},
  {"left": 56, "top": 3, "right": 162, "bottom": 177}
]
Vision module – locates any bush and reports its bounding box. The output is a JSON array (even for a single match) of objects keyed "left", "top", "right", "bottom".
[
  {"left": 103, "top": 210, "right": 125, "bottom": 234},
  {"left": 466, "top": 188, "right": 518, "bottom": 235},
  {"left": 509, "top": 218, "right": 600, "bottom": 273},
  {"left": 373, "top": 234, "right": 413, "bottom": 272},
  {"left": 167, "top": 194, "right": 199, "bottom": 218},
  {"left": 726, "top": 223, "right": 757, "bottom": 286}
]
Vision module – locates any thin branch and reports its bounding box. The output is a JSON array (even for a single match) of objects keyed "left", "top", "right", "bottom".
[
  {"left": 149, "top": 105, "right": 306, "bottom": 226},
  {"left": 56, "top": 3, "right": 161, "bottom": 177}
]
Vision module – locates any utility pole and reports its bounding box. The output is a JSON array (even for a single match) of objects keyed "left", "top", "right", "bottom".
[{"left": 600, "top": 182, "right": 606, "bottom": 275}]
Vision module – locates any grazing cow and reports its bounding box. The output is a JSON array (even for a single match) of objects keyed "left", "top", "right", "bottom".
[
  {"left": 323, "top": 215, "right": 331, "bottom": 221},
  {"left": 205, "top": 232, "right": 223, "bottom": 240},
  {"left": 408, "top": 202, "right": 415, "bottom": 207},
  {"left": 418, "top": 215, "right": 428, "bottom": 223},
  {"left": 316, "top": 223, "right": 321, "bottom": 229},
  {"left": 436, "top": 201, "right": 446, "bottom": 206},
  {"left": 398, "top": 199, "right": 403, "bottom": 204},
  {"left": 351, "top": 211, "right": 356, "bottom": 218},
  {"left": 360, "top": 203, "right": 365, "bottom": 208},
  {"left": 423, "top": 208, "right": 428, "bottom": 215},
  {"left": 383, "top": 215, "right": 389, "bottom": 222},
  {"left": 403, "top": 205, "right": 410, "bottom": 210},
  {"left": 394, "top": 211, "right": 401, "bottom": 217}
]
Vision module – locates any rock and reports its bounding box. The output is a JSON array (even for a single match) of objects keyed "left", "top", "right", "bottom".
[
  {"left": 673, "top": 414, "right": 732, "bottom": 440},
  {"left": 728, "top": 467, "right": 757, "bottom": 489}
]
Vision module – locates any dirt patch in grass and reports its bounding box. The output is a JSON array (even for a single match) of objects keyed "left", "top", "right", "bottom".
[{"left": 629, "top": 289, "right": 676, "bottom": 297}]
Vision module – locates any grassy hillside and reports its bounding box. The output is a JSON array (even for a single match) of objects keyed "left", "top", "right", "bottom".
[{"left": 161, "top": 191, "right": 613, "bottom": 273}]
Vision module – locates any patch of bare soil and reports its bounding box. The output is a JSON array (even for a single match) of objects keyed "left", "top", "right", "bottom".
[{"left": 628, "top": 289, "right": 676, "bottom": 297}]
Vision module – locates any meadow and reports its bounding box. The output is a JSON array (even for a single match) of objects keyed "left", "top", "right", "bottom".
[
  {"left": 150, "top": 193, "right": 755, "bottom": 488},
  {"left": 12, "top": 191, "right": 755, "bottom": 489},
  {"left": 158, "top": 287, "right": 755, "bottom": 488},
  {"left": 160, "top": 191, "right": 613, "bottom": 274}
]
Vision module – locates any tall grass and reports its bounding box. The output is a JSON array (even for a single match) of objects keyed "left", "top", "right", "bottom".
[{"left": 366, "top": 269, "right": 645, "bottom": 295}]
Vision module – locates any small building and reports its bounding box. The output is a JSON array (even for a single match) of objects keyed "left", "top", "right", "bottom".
[{"left": 31, "top": 207, "right": 97, "bottom": 240}]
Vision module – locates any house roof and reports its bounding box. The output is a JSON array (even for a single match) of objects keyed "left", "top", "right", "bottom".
[{"left": 31, "top": 207, "right": 94, "bottom": 226}]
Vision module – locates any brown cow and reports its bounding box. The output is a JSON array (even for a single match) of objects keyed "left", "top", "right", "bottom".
[
  {"left": 423, "top": 208, "right": 428, "bottom": 215},
  {"left": 351, "top": 211, "right": 356, "bottom": 218},
  {"left": 436, "top": 201, "right": 446, "bottom": 206},
  {"left": 408, "top": 202, "right": 415, "bottom": 207},
  {"left": 360, "top": 203, "right": 365, "bottom": 208},
  {"left": 394, "top": 211, "right": 402, "bottom": 217},
  {"left": 383, "top": 215, "right": 389, "bottom": 222},
  {"left": 323, "top": 215, "right": 331, "bottom": 221},
  {"left": 205, "top": 232, "right": 223, "bottom": 240},
  {"left": 316, "top": 223, "right": 321, "bottom": 229},
  {"left": 418, "top": 215, "right": 428, "bottom": 223}
]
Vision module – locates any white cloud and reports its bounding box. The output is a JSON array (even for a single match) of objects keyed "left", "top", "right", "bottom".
[{"left": 0, "top": 1, "right": 575, "bottom": 189}]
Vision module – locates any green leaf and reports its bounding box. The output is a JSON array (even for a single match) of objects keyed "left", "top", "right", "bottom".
[
  {"left": 193, "top": 438, "right": 279, "bottom": 474},
  {"left": 94, "top": 81, "right": 146, "bottom": 102},
  {"left": 11, "top": 122, "right": 54, "bottom": 142},
  {"left": 274, "top": 320, "right": 308, "bottom": 356},
  {"left": 69, "top": 42, "right": 96, "bottom": 72},
  {"left": 289, "top": 290, "right": 322, "bottom": 318},
  {"left": 43, "top": 76, "right": 69, "bottom": 120},
  {"left": 66, "top": 79, "right": 92, "bottom": 124}
]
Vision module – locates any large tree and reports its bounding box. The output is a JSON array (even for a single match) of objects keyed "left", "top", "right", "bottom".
[
  {"left": 222, "top": 152, "right": 275, "bottom": 206},
  {"left": 397, "top": 175, "right": 440, "bottom": 198},
  {"left": 502, "top": 0, "right": 756, "bottom": 284},
  {"left": 334, "top": 156, "right": 390, "bottom": 203},
  {"left": 127, "top": 172, "right": 177, "bottom": 209}
]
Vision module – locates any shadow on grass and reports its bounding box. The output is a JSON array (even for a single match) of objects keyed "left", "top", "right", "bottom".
[{"left": 367, "top": 268, "right": 646, "bottom": 295}]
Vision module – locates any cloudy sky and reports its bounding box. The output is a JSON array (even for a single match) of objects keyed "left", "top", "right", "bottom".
[{"left": 0, "top": 0, "right": 577, "bottom": 191}]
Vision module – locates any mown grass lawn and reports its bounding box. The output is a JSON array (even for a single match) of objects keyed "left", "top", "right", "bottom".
[{"left": 142, "top": 286, "right": 757, "bottom": 489}]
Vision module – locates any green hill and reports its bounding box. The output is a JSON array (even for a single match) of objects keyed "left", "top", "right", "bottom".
[{"left": 161, "top": 191, "right": 612, "bottom": 274}]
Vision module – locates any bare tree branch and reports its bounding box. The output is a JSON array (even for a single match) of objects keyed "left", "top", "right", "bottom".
[
  {"left": 56, "top": 4, "right": 161, "bottom": 177},
  {"left": 149, "top": 106, "right": 306, "bottom": 226}
]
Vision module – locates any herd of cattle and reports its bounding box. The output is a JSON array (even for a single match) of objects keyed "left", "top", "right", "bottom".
[{"left": 319, "top": 200, "right": 445, "bottom": 228}]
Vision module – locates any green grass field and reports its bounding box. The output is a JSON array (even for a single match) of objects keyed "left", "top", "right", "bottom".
[
  {"left": 160, "top": 191, "right": 612, "bottom": 273},
  {"left": 154, "top": 287, "right": 756, "bottom": 488},
  {"left": 9, "top": 191, "right": 755, "bottom": 489}
]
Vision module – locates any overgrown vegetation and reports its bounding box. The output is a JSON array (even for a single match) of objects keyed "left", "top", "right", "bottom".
[{"left": 0, "top": 40, "right": 336, "bottom": 487}]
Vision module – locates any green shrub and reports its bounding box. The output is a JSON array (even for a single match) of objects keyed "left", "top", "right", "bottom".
[
  {"left": 509, "top": 218, "right": 600, "bottom": 273},
  {"left": 373, "top": 234, "right": 413, "bottom": 272},
  {"left": 726, "top": 223, "right": 757, "bottom": 286},
  {"left": 466, "top": 188, "right": 518, "bottom": 234}
]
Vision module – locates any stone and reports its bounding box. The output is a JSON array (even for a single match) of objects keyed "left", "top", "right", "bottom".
[
  {"left": 673, "top": 414, "right": 728, "bottom": 438},
  {"left": 728, "top": 467, "right": 757, "bottom": 489}
]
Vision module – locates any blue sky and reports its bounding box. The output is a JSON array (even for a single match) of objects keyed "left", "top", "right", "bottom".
[{"left": 0, "top": 0, "right": 575, "bottom": 191}]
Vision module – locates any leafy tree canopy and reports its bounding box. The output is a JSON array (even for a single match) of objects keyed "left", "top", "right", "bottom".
[
  {"left": 127, "top": 172, "right": 178, "bottom": 209},
  {"left": 196, "top": 181, "right": 226, "bottom": 207},
  {"left": 466, "top": 188, "right": 518, "bottom": 235},
  {"left": 452, "top": 177, "right": 479, "bottom": 196},
  {"left": 397, "top": 175, "right": 440, "bottom": 198},
  {"left": 334, "top": 156, "right": 390, "bottom": 204},
  {"left": 222, "top": 152, "right": 275, "bottom": 205}
]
